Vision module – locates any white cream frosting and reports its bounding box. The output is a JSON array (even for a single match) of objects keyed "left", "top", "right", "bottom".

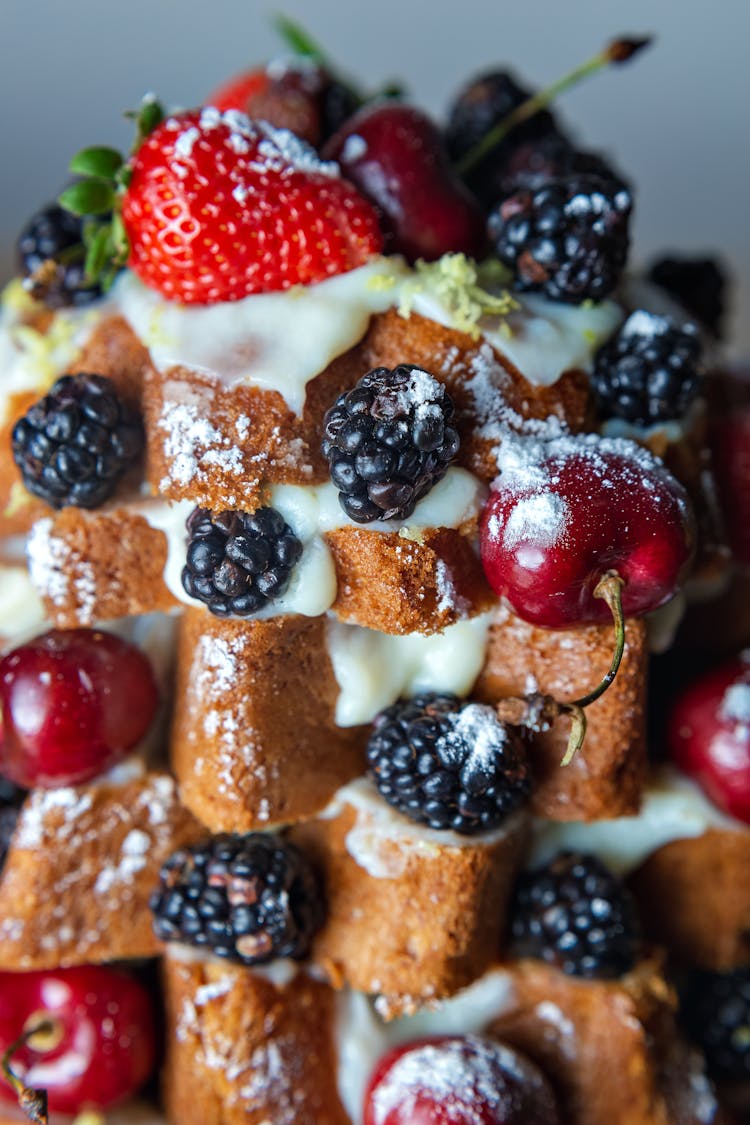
[
  {"left": 326, "top": 610, "right": 495, "bottom": 727},
  {"left": 111, "top": 257, "right": 410, "bottom": 414},
  {"left": 528, "top": 766, "right": 745, "bottom": 876},
  {"left": 0, "top": 563, "right": 46, "bottom": 645},
  {"left": 335, "top": 969, "right": 514, "bottom": 1123},
  {"left": 320, "top": 777, "right": 520, "bottom": 879},
  {"left": 132, "top": 466, "right": 484, "bottom": 621}
]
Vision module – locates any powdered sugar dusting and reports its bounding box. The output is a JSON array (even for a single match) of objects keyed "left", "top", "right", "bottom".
[
  {"left": 435, "top": 704, "right": 510, "bottom": 781},
  {"left": 720, "top": 681, "right": 750, "bottom": 730},
  {"left": 369, "top": 1036, "right": 528, "bottom": 1125},
  {"left": 158, "top": 382, "right": 245, "bottom": 494},
  {"left": 501, "top": 491, "right": 569, "bottom": 552}
]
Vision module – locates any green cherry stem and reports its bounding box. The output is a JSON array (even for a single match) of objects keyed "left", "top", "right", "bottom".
[
  {"left": 1, "top": 1020, "right": 56, "bottom": 1124},
  {"left": 496, "top": 571, "right": 627, "bottom": 767},
  {"left": 455, "top": 35, "right": 653, "bottom": 177}
]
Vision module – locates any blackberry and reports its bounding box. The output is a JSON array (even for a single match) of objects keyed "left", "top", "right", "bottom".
[
  {"left": 445, "top": 70, "right": 559, "bottom": 208},
  {"left": 11, "top": 373, "right": 143, "bottom": 509},
  {"left": 680, "top": 968, "right": 750, "bottom": 1082},
  {"left": 0, "top": 777, "right": 25, "bottom": 874},
  {"left": 648, "top": 255, "right": 727, "bottom": 339},
  {"left": 510, "top": 851, "right": 639, "bottom": 979},
  {"left": 150, "top": 833, "right": 323, "bottom": 965},
  {"left": 181, "top": 506, "right": 303, "bottom": 617},
  {"left": 322, "top": 365, "right": 460, "bottom": 523},
  {"left": 497, "top": 130, "right": 628, "bottom": 199},
  {"left": 17, "top": 203, "right": 104, "bottom": 308},
  {"left": 488, "top": 173, "right": 632, "bottom": 304},
  {"left": 367, "top": 693, "right": 530, "bottom": 835},
  {"left": 591, "top": 311, "right": 704, "bottom": 426}
]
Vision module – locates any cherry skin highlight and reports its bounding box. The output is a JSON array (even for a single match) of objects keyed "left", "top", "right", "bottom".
[
  {"left": 479, "top": 443, "right": 695, "bottom": 628},
  {"left": 0, "top": 628, "right": 159, "bottom": 788},
  {"left": 669, "top": 655, "right": 750, "bottom": 824},
  {"left": 324, "top": 103, "right": 486, "bottom": 263},
  {"left": 0, "top": 965, "right": 156, "bottom": 1116},
  {"left": 363, "top": 1035, "right": 560, "bottom": 1125}
]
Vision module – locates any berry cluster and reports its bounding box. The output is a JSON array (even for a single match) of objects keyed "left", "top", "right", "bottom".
[
  {"left": 510, "top": 851, "right": 640, "bottom": 979},
  {"left": 12, "top": 373, "right": 143, "bottom": 510},
  {"left": 367, "top": 692, "right": 530, "bottom": 834},
  {"left": 322, "top": 365, "right": 460, "bottom": 523},
  {"left": 150, "top": 834, "right": 323, "bottom": 965},
  {"left": 181, "top": 506, "right": 303, "bottom": 618},
  {"left": 680, "top": 968, "right": 750, "bottom": 1082},
  {"left": 17, "top": 203, "right": 105, "bottom": 308}
]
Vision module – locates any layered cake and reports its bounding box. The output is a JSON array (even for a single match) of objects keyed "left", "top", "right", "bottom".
[{"left": 0, "top": 26, "right": 748, "bottom": 1125}]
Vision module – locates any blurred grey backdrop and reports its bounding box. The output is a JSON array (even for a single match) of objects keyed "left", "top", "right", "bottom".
[{"left": 2, "top": 0, "right": 748, "bottom": 348}]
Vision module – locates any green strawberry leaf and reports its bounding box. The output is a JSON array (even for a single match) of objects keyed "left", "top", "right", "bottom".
[
  {"left": 58, "top": 180, "right": 116, "bottom": 217},
  {"left": 69, "top": 145, "right": 123, "bottom": 181},
  {"left": 272, "top": 14, "right": 327, "bottom": 62}
]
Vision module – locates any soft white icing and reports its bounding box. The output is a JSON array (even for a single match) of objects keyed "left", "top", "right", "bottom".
[
  {"left": 412, "top": 288, "right": 623, "bottom": 385},
  {"left": 0, "top": 297, "right": 100, "bottom": 424},
  {"left": 132, "top": 466, "right": 483, "bottom": 620},
  {"left": 321, "top": 778, "right": 519, "bottom": 879},
  {"left": 326, "top": 610, "right": 494, "bottom": 727},
  {"left": 528, "top": 767, "right": 745, "bottom": 876},
  {"left": 111, "top": 257, "right": 410, "bottom": 414},
  {"left": 0, "top": 563, "right": 46, "bottom": 644},
  {"left": 335, "top": 969, "right": 514, "bottom": 1124}
]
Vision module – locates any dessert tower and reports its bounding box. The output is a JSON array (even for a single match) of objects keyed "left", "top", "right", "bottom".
[{"left": 0, "top": 31, "right": 748, "bottom": 1125}]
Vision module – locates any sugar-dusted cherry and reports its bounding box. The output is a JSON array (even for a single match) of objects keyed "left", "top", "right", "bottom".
[
  {"left": 479, "top": 436, "right": 694, "bottom": 629},
  {"left": 364, "top": 1035, "right": 560, "bottom": 1125},
  {"left": 668, "top": 654, "right": 750, "bottom": 824},
  {"left": 0, "top": 628, "right": 159, "bottom": 788},
  {"left": 323, "top": 103, "right": 486, "bottom": 263},
  {"left": 0, "top": 965, "right": 156, "bottom": 1118}
]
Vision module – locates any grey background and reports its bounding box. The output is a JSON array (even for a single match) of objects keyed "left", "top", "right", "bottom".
[{"left": 1, "top": 0, "right": 748, "bottom": 348}]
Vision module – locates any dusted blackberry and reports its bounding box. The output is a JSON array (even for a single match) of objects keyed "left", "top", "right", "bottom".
[
  {"left": 11, "top": 373, "right": 143, "bottom": 509},
  {"left": 591, "top": 311, "right": 704, "bottom": 426},
  {"left": 150, "top": 833, "right": 323, "bottom": 965},
  {"left": 181, "top": 506, "right": 303, "bottom": 617},
  {"left": 648, "top": 255, "right": 727, "bottom": 339},
  {"left": 367, "top": 693, "right": 530, "bottom": 835},
  {"left": 489, "top": 173, "right": 632, "bottom": 304},
  {"left": 680, "top": 968, "right": 750, "bottom": 1082},
  {"left": 17, "top": 202, "right": 104, "bottom": 308},
  {"left": 0, "top": 777, "right": 25, "bottom": 873},
  {"left": 322, "top": 365, "right": 460, "bottom": 523},
  {"left": 510, "top": 851, "right": 639, "bottom": 979}
]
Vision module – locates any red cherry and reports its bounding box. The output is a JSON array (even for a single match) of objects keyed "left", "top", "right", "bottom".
[
  {"left": 324, "top": 103, "right": 486, "bottom": 263},
  {"left": 709, "top": 406, "right": 750, "bottom": 567},
  {"left": 479, "top": 437, "right": 694, "bottom": 628},
  {"left": 0, "top": 965, "right": 156, "bottom": 1116},
  {"left": 668, "top": 654, "right": 750, "bottom": 823},
  {"left": 0, "top": 628, "right": 159, "bottom": 788},
  {"left": 363, "top": 1036, "right": 560, "bottom": 1125}
]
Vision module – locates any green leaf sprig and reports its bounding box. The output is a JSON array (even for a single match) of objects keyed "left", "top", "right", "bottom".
[{"left": 57, "top": 96, "right": 165, "bottom": 292}]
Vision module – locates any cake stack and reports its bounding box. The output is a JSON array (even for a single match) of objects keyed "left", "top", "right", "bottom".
[{"left": 0, "top": 36, "right": 747, "bottom": 1125}]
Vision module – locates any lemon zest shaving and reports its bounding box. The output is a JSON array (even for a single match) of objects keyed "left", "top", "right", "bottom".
[
  {"left": 4, "top": 481, "right": 32, "bottom": 518},
  {"left": 397, "top": 253, "right": 517, "bottom": 340}
]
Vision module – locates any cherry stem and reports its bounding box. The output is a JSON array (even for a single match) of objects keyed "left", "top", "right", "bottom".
[
  {"left": 455, "top": 35, "right": 653, "bottom": 176},
  {"left": 1, "top": 1021, "right": 53, "bottom": 1124},
  {"left": 571, "top": 571, "right": 626, "bottom": 709}
]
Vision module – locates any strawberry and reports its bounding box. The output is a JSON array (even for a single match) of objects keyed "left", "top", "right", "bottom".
[
  {"left": 119, "top": 107, "right": 383, "bottom": 304},
  {"left": 710, "top": 406, "right": 750, "bottom": 567},
  {"left": 208, "top": 62, "right": 326, "bottom": 144}
]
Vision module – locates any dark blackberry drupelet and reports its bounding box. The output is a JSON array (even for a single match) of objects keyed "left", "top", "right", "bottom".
[
  {"left": 367, "top": 692, "right": 530, "bottom": 835},
  {"left": 510, "top": 851, "right": 639, "bottom": 979},
  {"left": 17, "top": 203, "right": 104, "bottom": 308},
  {"left": 181, "top": 506, "right": 303, "bottom": 617},
  {"left": 496, "top": 130, "right": 627, "bottom": 199},
  {"left": 150, "top": 833, "right": 323, "bottom": 965},
  {"left": 322, "top": 365, "right": 460, "bottom": 523},
  {"left": 591, "top": 311, "right": 704, "bottom": 426},
  {"left": 648, "top": 255, "right": 727, "bottom": 339},
  {"left": 11, "top": 373, "right": 143, "bottom": 509},
  {"left": 680, "top": 968, "right": 750, "bottom": 1082},
  {"left": 488, "top": 173, "right": 632, "bottom": 304},
  {"left": 0, "top": 777, "right": 25, "bottom": 873}
]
